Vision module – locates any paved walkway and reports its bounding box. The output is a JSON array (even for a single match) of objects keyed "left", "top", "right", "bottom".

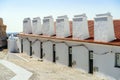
[
  {"left": 0, "top": 64, "right": 15, "bottom": 80},
  {"left": 0, "top": 60, "right": 33, "bottom": 80}
]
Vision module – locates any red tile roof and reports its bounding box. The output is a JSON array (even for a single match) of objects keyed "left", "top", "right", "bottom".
[
  {"left": 114, "top": 20, "right": 120, "bottom": 39},
  {"left": 87, "top": 20, "right": 120, "bottom": 39},
  {"left": 88, "top": 20, "right": 94, "bottom": 38},
  {"left": 69, "top": 20, "right": 120, "bottom": 39},
  {"left": 19, "top": 20, "right": 120, "bottom": 46}
]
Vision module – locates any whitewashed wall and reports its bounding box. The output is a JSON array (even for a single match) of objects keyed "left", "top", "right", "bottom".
[
  {"left": 55, "top": 43, "right": 69, "bottom": 66},
  {"left": 43, "top": 41, "right": 53, "bottom": 61},
  {"left": 23, "top": 38, "right": 30, "bottom": 56},
  {"left": 92, "top": 45, "right": 120, "bottom": 80},
  {"left": 72, "top": 46, "right": 89, "bottom": 73},
  {"left": 74, "top": 42, "right": 120, "bottom": 80},
  {"left": 55, "top": 41, "right": 120, "bottom": 80},
  {"left": 32, "top": 39, "right": 41, "bottom": 59},
  {"left": 20, "top": 36, "right": 120, "bottom": 80}
]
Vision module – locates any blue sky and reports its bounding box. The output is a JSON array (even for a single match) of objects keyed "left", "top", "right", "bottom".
[{"left": 0, "top": 0, "right": 120, "bottom": 32}]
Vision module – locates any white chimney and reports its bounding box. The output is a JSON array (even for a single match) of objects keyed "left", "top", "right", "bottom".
[
  {"left": 94, "top": 12, "right": 116, "bottom": 42},
  {"left": 23, "top": 18, "right": 32, "bottom": 34},
  {"left": 56, "top": 15, "right": 71, "bottom": 38},
  {"left": 32, "top": 17, "right": 42, "bottom": 34},
  {"left": 42, "top": 16, "right": 55, "bottom": 36},
  {"left": 72, "top": 13, "right": 89, "bottom": 40}
]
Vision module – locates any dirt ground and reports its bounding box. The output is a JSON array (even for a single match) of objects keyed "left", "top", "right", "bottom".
[
  {"left": 8, "top": 53, "right": 108, "bottom": 80},
  {"left": 0, "top": 50, "right": 108, "bottom": 80}
]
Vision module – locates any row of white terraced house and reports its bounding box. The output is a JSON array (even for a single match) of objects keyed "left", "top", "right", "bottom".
[
  {"left": 18, "top": 35, "right": 120, "bottom": 80},
  {"left": 20, "top": 12, "right": 120, "bottom": 80}
]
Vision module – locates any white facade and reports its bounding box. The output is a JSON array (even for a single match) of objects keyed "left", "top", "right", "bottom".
[
  {"left": 42, "top": 41, "right": 53, "bottom": 61},
  {"left": 42, "top": 16, "right": 55, "bottom": 36},
  {"left": 32, "top": 17, "right": 42, "bottom": 34},
  {"left": 55, "top": 43, "right": 69, "bottom": 66},
  {"left": 23, "top": 18, "right": 32, "bottom": 34},
  {"left": 56, "top": 15, "right": 71, "bottom": 38},
  {"left": 32, "top": 39, "right": 41, "bottom": 59},
  {"left": 23, "top": 38, "right": 31, "bottom": 56},
  {"left": 71, "top": 42, "right": 120, "bottom": 80},
  {"left": 92, "top": 45, "right": 120, "bottom": 80},
  {"left": 18, "top": 38, "right": 22, "bottom": 53},
  {"left": 72, "top": 46, "right": 89, "bottom": 73},
  {"left": 20, "top": 36, "right": 120, "bottom": 80},
  {"left": 94, "top": 13, "right": 116, "bottom": 42},
  {"left": 72, "top": 14, "right": 89, "bottom": 40}
]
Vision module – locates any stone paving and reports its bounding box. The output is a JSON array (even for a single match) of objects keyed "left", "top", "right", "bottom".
[{"left": 0, "top": 64, "right": 15, "bottom": 80}]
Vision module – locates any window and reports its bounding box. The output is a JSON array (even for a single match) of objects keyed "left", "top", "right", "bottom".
[{"left": 115, "top": 53, "right": 120, "bottom": 68}]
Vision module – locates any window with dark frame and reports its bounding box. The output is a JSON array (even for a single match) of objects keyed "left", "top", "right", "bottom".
[{"left": 115, "top": 53, "right": 120, "bottom": 68}]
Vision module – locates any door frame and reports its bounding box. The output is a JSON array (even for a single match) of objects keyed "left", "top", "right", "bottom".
[
  {"left": 89, "top": 50, "right": 93, "bottom": 74},
  {"left": 30, "top": 41, "right": 32, "bottom": 56},
  {"left": 21, "top": 39, "right": 23, "bottom": 53}
]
